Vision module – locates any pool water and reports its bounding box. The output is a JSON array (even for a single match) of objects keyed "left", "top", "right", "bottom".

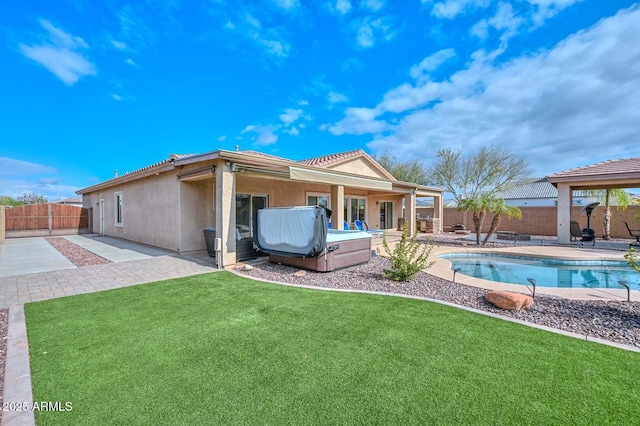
[{"left": 440, "top": 253, "right": 639, "bottom": 290}]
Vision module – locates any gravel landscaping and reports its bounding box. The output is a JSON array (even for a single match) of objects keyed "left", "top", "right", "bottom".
[
  {"left": 45, "top": 237, "right": 111, "bottom": 267},
  {"left": 237, "top": 255, "right": 640, "bottom": 348},
  {"left": 0, "top": 307, "right": 8, "bottom": 422}
]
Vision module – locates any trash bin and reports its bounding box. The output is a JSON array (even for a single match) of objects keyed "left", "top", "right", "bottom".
[
  {"left": 203, "top": 227, "right": 216, "bottom": 257},
  {"left": 397, "top": 217, "right": 405, "bottom": 231}
]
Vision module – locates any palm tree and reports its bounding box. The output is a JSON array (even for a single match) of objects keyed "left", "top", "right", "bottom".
[
  {"left": 458, "top": 195, "right": 492, "bottom": 245},
  {"left": 586, "top": 189, "right": 630, "bottom": 240},
  {"left": 482, "top": 199, "right": 522, "bottom": 246}
]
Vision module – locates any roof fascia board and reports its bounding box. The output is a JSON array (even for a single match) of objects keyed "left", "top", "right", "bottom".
[{"left": 76, "top": 163, "right": 174, "bottom": 194}]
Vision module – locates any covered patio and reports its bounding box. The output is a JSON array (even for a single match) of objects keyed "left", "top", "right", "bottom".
[{"left": 547, "top": 158, "right": 640, "bottom": 244}]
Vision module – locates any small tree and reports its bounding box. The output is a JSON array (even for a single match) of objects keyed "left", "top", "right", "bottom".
[
  {"left": 586, "top": 189, "right": 630, "bottom": 240},
  {"left": 16, "top": 192, "right": 48, "bottom": 204},
  {"left": 0, "top": 195, "right": 24, "bottom": 206},
  {"left": 428, "top": 145, "right": 530, "bottom": 205},
  {"left": 372, "top": 151, "right": 429, "bottom": 185},
  {"left": 458, "top": 195, "right": 492, "bottom": 246},
  {"left": 482, "top": 199, "right": 522, "bottom": 245},
  {"left": 378, "top": 223, "right": 434, "bottom": 281}
]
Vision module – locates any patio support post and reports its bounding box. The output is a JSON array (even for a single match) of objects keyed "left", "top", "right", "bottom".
[
  {"left": 215, "top": 160, "right": 237, "bottom": 266},
  {"left": 330, "top": 185, "right": 344, "bottom": 229},
  {"left": 404, "top": 192, "right": 417, "bottom": 236},
  {"left": 557, "top": 183, "right": 572, "bottom": 244},
  {"left": 434, "top": 194, "right": 443, "bottom": 233}
]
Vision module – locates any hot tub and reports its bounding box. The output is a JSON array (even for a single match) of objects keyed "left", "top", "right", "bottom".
[
  {"left": 254, "top": 206, "right": 372, "bottom": 272},
  {"left": 269, "top": 229, "right": 371, "bottom": 272}
]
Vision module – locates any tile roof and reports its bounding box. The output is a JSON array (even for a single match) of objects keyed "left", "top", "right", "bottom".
[
  {"left": 298, "top": 149, "right": 364, "bottom": 167},
  {"left": 55, "top": 197, "right": 83, "bottom": 204},
  {"left": 237, "top": 150, "right": 295, "bottom": 163},
  {"left": 548, "top": 158, "right": 640, "bottom": 179},
  {"left": 494, "top": 178, "right": 592, "bottom": 199}
]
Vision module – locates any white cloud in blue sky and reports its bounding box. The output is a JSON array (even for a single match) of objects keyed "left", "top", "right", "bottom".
[
  {"left": 2, "top": 0, "right": 638, "bottom": 199},
  {"left": 18, "top": 20, "right": 96, "bottom": 85}
]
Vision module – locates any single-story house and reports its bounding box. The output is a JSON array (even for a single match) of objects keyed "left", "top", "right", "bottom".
[
  {"left": 77, "top": 148, "right": 444, "bottom": 266},
  {"left": 490, "top": 178, "right": 597, "bottom": 207},
  {"left": 55, "top": 197, "right": 84, "bottom": 207}
]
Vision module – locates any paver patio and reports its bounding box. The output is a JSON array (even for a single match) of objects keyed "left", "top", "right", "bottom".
[{"left": 0, "top": 255, "right": 219, "bottom": 307}]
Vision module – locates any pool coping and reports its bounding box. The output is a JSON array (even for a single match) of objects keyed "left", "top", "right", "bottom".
[{"left": 430, "top": 245, "right": 636, "bottom": 301}]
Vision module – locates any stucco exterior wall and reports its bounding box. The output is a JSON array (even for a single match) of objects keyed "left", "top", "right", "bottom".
[
  {"left": 328, "top": 158, "right": 388, "bottom": 179},
  {"left": 82, "top": 170, "right": 181, "bottom": 250},
  {"left": 179, "top": 179, "right": 215, "bottom": 252}
]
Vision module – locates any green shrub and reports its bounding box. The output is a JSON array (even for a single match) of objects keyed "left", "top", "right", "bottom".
[
  {"left": 378, "top": 223, "right": 435, "bottom": 281},
  {"left": 625, "top": 247, "right": 640, "bottom": 273}
]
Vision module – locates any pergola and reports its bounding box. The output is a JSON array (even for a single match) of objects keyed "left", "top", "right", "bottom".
[{"left": 547, "top": 158, "right": 640, "bottom": 243}]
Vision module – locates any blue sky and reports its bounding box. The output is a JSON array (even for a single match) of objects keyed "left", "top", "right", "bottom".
[{"left": 1, "top": 0, "right": 638, "bottom": 200}]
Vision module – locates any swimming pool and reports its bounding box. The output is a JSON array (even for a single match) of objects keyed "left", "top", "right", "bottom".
[{"left": 439, "top": 253, "right": 639, "bottom": 290}]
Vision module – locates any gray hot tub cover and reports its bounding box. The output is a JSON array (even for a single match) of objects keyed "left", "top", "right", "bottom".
[{"left": 254, "top": 206, "right": 329, "bottom": 257}]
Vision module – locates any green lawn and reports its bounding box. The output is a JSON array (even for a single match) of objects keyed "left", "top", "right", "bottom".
[{"left": 25, "top": 271, "right": 640, "bottom": 425}]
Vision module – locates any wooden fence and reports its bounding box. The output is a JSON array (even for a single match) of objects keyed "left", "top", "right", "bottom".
[
  {"left": 0, "top": 206, "right": 5, "bottom": 244},
  {"left": 5, "top": 203, "right": 90, "bottom": 237},
  {"left": 417, "top": 205, "right": 640, "bottom": 239}
]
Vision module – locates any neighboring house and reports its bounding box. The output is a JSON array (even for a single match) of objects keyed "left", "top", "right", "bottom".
[
  {"left": 55, "top": 197, "right": 84, "bottom": 207},
  {"left": 77, "top": 148, "right": 444, "bottom": 266},
  {"left": 492, "top": 178, "right": 596, "bottom": 207}
]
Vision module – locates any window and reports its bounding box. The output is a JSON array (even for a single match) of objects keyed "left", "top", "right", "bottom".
[
  {"left": 351, "top": 198, "right": 366, "bottom": 222},
  {"left": 236, "top": 194, "right": 268, "bottom": 238},
  {"left": 114, "top": 192, "right": 123, "bottom": 227},
  {"left": 343, "top": 196, "right": 366, "bottom": 224},
  {"left": 307, "top": 193, "right": 329, "bottom": 209}
]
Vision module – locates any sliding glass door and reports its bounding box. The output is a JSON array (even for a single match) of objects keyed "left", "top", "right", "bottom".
[
  {"left": 236, "top": 194, "right": 268, "bottom": 239},
  {"left": 379, "top": 201, "right": 393, "bottom": 229}
]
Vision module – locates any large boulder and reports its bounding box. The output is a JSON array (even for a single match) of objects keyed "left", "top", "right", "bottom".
[{"left": 485, "top": 291, "right": 534, "bottom": 311}]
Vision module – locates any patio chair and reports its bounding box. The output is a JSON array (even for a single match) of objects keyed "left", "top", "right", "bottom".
[
  {"left": 343, "top": 221, "right": 351, "bottom": 231},
  {"left": 327, "top": 221, "right": 331, "bottom": 229},
  {"left": 570, "top": 220, "right": 595, "bottom": 246},
  {"left": 362, "top": 220, "right": 385, "bottom": 237},
  {"left": 354, "top": 219, "right": 364, "bottom": 231},
  {"left": 623, "top": 221, "right": 640, "bottom": 246}
]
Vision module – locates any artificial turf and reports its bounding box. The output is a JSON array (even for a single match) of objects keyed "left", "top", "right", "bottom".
[{"left": 25, "top": 271, "right": 640, "bottom": 425}]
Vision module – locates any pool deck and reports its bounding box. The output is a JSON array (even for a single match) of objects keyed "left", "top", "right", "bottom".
[{"left": 429, "top": 243, "right": 634, "bottom": 301}]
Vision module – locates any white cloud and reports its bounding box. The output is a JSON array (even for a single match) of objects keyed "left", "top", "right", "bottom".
[
  {"left": 328, "top": 91, "right": 348, "bottom": 103},
  {"left": 429, "top": 0, "right": 491, "bottom": 19},
  {"left": 287, "top": 127, "right": 300, "bottom": 136},
  {"left": 241, "top": 125, "right": 279, "bottom": 146},
  {"left": 112, "top": 94, "right": 122, "bottom": 101},
  {"left": 217, "top": 135, "right": 227, "bottom": 142},
  {"left": 298, "top": 99, "right": 310, "bottom": 105},
  {"left": 528, "top": 0, "right": 583, "bottom": 26},
  {"left": 231, "top": 14, "right": 292, "bottom": 59},
  {"left": 274, "top": 0, "right": 299, "bottom": 10},
  {"left": 328, "top": 5, "right": 640, "bottom": 175},
  {"left": 470, "top": 3, "right": 524, "bottom": 53},
  {"left": 410, "top": 48, "right": 456, "bottom": 80},
  {"left": 125, "top": 58, "right": 137, "bottom": 66},
  {"left": 0, "top": 158, "right": 57, "bottom": 175},
  {"left": 335, "top": 0, "right": 352, "bottom": 15},
  {"left": 0, "top": 158, "right": 75, "bottom": 199},
  {"left": 361, "top": 0, "right": 386, "bottom": 12},
  {"left": 279, "top": 108, "right": 304, "bottom": 125},
  {"left": 353, "top": 16, "right": 396, "bottom": 49},
  {"left": 111, "top": 40, "right": 128, "bottom": 50},
  {"left": 19, "top": 20, "right": 96, "bottom": 85},
  {"left": 328, "top": 107, "right": 389, "bottom": 135}
]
